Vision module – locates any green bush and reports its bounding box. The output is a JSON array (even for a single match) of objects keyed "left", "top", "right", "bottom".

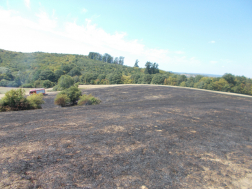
[
  {"left": 61, "top": 86, "right": 82, "bottom": 104},
  {"left": 52, "top": 85, "right": 63, "bottom": 91},
  {"left": 21, "top": 83, "right": 33, "bottom": 88},
  {"left": 27, "top": 93, "right": 44, "bottom": 109},
  {"left": 54, "top": 86, "right": 82, "bottom": 106},
  {"left": 78, "top": 94, "right": 101, "bottom": 106},
  {"left": 0, "top": 89, "right": 27, "bottom": 111},
  {"left": 54, "top": 94, "right": 70, "bottom": 107},
  {"left": 0, "top": 89, "right": 45, "bottom": 111}
]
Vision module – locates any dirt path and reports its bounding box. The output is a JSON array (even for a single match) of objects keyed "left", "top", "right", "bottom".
[{"left": 0, "top": 85, "right": 252, "bottom": 188}]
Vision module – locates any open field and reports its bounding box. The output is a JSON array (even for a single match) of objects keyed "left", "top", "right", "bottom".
[{"left": 0, "top": 85, "right": 252, "bottom": 188}]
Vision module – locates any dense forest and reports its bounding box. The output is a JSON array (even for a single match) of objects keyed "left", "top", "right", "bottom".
[{"left": 0, "top": 49, "right": 251, "bottom": 95}]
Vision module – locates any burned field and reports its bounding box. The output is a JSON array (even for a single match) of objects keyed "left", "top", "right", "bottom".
[{"left": 0, "top": 85, "right": 252, "bottom": 188}]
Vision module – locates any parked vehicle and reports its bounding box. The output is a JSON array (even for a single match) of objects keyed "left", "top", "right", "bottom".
[{"left": 29, "top": 88, "right": 46, "bottom": 95}]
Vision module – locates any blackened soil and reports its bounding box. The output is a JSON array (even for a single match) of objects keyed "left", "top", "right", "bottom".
[{"left": 0, "top": 85, "right": 252, "bottom": 188}]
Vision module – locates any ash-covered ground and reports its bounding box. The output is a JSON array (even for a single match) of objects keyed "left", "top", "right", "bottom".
[{"left": 0, "top": 85, "right": 252, "bottom": 188}]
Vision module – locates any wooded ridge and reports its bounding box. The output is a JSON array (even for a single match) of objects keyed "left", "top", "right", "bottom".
[{"left": 0, "top": 49, "right": 251, "bottom": 95}]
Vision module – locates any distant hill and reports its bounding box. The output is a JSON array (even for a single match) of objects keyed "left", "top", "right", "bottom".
[
  {"left": 172, "top": 72, "right": 222, "bottom": 78},
  {"left": 0, "top": 48, "right": 251, "bottom": 96}
]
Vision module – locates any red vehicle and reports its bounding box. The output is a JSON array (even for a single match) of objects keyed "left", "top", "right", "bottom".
[{"left": 29, "top": 88, "right": 46, "bottom": 95}]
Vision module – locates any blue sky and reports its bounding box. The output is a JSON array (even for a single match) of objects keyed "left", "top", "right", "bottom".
[{"left": 0, "top": 0, "right": 251, "bottom": 77}]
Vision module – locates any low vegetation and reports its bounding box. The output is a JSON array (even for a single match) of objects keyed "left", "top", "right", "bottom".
[
  {"left": 0, "top": 89, "right": 44, "bottom": 111},
  {"left": 54, "top": 94, "right": 70, "bottom": 107},
  {"left": 54, "top": 86, "right": 101, "bottom": 107},
  {"left": 77, "top": 94, "right": 101, "bottom": 105}
]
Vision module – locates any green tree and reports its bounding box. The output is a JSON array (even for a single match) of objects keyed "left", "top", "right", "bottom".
[
  {"left": 54, "top": 69, "right": 64, "bottom": 81},
  {"left": 68, "top": 67, "right": 81, "bottom": 76},
  {"left": 114, "top": 57, "right": 119, "bottom": 64},
  {"left": 134, "top": 59, "right": 139, "bottom": 67},
  {"left": 194, "top": 75, "right": 204, "bottom": 82},
  {"left": 108, "top": 73, "right": 122, "bottom": 84},
  {"left": 39, "top": 70, "right": 56, "bottom": 82},
  {"left": 73, "top": 76, "right": 79, "bottom": 83},
  {"left": 151, "top": 63, "right": 159, "bottom": 74},
  {"left": 81, "top": 73, "right": 98, "bottom": 84},
  {"left": 139, "top": 74, "right": 152, "bottom": 84},
  {"left": 34, "top": 80, "right": 42, "bottom": 88},
  {"left": 32, "top": 70, "right": 41, "bottom": 81},
  {"left": 177, "top": 75, "right": 187, "bottom": 85},
  {"left": 61, "top": 65, "right": 71, "bottom": 74},
  {"left": 151, "top": 74, "right": 166, "bottom": 84},
  {"left": 119, "top": 56, "right": 124, "bottom": 65},
  {"left": 98, "top": 74, "right": 106, "bottom": 81},
  {"left": 131, "top": 73, "right": 142, "bottom": 84},
  {"left": 185, "top": 77, "right": 195, "bottom": 87},
  {"left": 42, "top": 80, "right": 54, "bottom": 88},
  {"left": 58, "top": 75, "right": 74, "bottom": 89},
  {"left": 144, "top": 62, "right": 152, "bottom": 74},
  {"left": 223, "top": 73, "right": 236, "bottom": 86}
]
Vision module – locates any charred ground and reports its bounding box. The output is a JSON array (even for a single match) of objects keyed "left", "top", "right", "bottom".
[{"left": 0, "top": 85, "right": 252, "bottom": 188}]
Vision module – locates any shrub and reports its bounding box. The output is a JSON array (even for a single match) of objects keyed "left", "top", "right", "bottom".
[
  {"left": 78, "top": 94, "right": 101, "bottom": 106},
  {"left": 27, "top": 93, "right": 44, "bottom": 109},
  {"left": 21, "top": 83, "right": 33, "bottom": 88},
  {"left": 61, "top": 86, "right": 82, "bottom": 104},
  {"left": 54, "top": 86, "right": 81, "bottom": 106},
  {"left": 0, "top": 89, "right": 28, "bottom": 111},
  {"left": 54, "top": 94, "right": 70, "bottom": 107},
  {"left": 74, "top": 82, "right": 80, "bottom": 87},
  {"left": 52, "top": 85, "right": 63, "bottom": 91},
  {"left": 0, "top": 89, "right": 45, "bottom": 111}
]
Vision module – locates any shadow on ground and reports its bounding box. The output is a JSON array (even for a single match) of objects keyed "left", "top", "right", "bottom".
[{"left": 0, "top": 86, "right": 252, "bottom": 188}]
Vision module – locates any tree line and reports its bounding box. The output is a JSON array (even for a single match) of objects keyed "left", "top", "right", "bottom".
[
  {"left": 0, "top": 49, "right": 251, "bottom": 96},
  {"left": 88, "top": 52, "right": 124, "bottom": 65}
]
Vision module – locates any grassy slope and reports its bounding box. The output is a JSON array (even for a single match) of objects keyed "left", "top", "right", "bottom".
[{"left": 0, "top": 49, "right": 145, "bottom": 75}]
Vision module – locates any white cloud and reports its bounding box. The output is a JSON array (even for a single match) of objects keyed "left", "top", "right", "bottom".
[
  {"left": 220, "top": 59, "right": 233, "bottom": 63},
  {"left": 175, "top": 51, "right": 184, "bottom": 54},
  {"left": 210, "top": 61, "right": 218, "bottom": 64},
  {"left": 0, "top": 8, "right": 202, "bottom": 71},
  {"left": 82, "top": 8, "right": 87, "bottom": 13},
  {"left": 36, "top": 10, "right": 57, "bottom": 30},
  {"left": 209, "top": 40, "right": 215, "bottom": 43},
  {"left": 24, "top": 0, "right": 30, "bottom": 8}
]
